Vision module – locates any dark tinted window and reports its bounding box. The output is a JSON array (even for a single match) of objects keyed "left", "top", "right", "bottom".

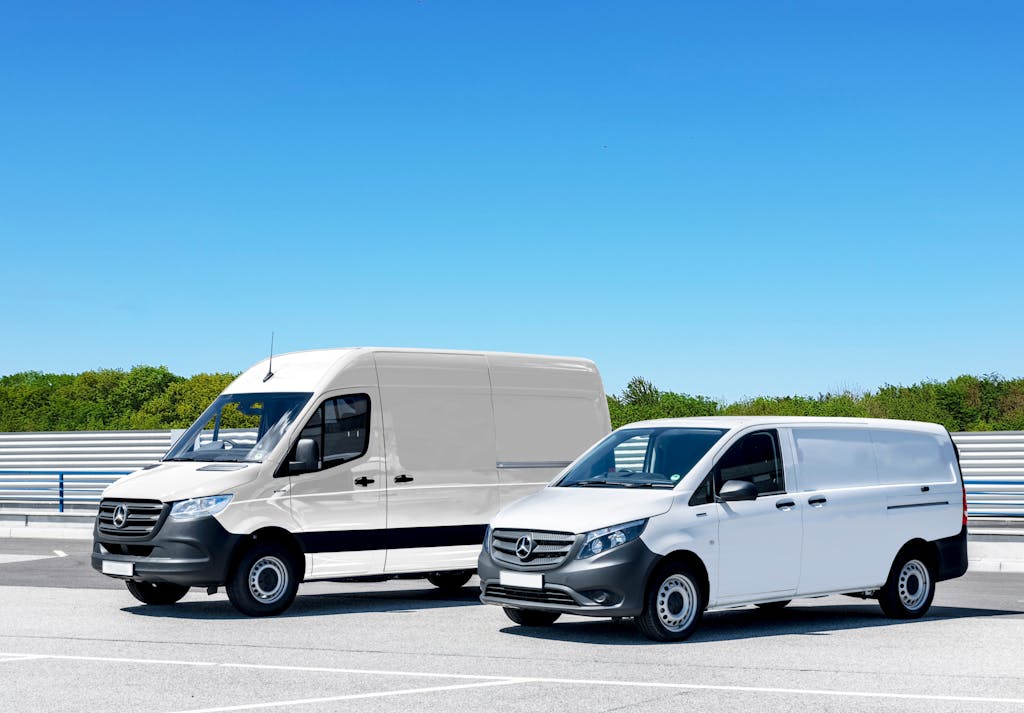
[
  {"left": 293, "top": 394, "right": 370, "bottom": 471},
  {"left": 715, "top": 430, "right": 785, "bottom": 495}
]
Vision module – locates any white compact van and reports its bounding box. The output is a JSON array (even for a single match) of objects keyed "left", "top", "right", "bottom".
[
  {"left": 92, "top": 348, "right": 609, "bottom": 616},
  {"left": 479, "top": 417, "right": 969, "bottom": 640}
]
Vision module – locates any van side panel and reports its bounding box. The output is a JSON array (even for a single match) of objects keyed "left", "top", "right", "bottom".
[
  {"left": 489, "top": 355, "right": 611, "bottom": 507},
  {"left": 375, "top": 352, "right": 499, "bottom": 573},
  {"left": 789, "top": 427, "right": 890, "bottom": 594},
  {"left": 872, "top": 429, "right": 963, "bottom": 565}
]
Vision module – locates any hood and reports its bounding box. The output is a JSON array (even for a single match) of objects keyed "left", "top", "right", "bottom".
[
  {"left": 492, "top": 486, "right": 676, "bottom": 534},
  {"left": 102, "top": 461, "right": 260, "bottom": 503}
]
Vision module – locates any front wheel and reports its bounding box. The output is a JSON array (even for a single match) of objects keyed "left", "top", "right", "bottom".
[
  {"left": 426, "top": 571, "right": 472, "bottom": 592},
  {"left": 226, "top": 542, "right": 300, "bottom": 617},
  {"left": 635, "top": 563, "right": 704, "bottom": 641},
  {"left": 125, "top": 580, "right": 189, "bottom": 605},
  {"left": 878, "top": 551, "right": 935, "bottom": 619},
  {"left": 503, "top": 607, "right": 561, "bottom": 626}
]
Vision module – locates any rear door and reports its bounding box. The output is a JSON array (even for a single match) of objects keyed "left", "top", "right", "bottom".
[
  {"left": 375, "top": 352, "right": 499, "bottom": 573},
  {"left": 713, "top": 429, "right": 802, "bottom": 603}
]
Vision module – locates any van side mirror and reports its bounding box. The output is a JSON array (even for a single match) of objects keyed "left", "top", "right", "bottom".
[
  {"left": 716, "top": 479, "right": 758, "bottom": 502},
  {"left": 289, "top": 438, "right": 319, "bottom": 475}
]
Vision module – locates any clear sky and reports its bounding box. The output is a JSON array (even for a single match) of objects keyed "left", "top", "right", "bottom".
[{"left": 0, "top": 2, "right": 1021, "bottom": 402}]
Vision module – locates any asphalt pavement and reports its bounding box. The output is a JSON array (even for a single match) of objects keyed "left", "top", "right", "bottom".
[{"left": 2, "top": 537, "right": 1023, "bottom": 713}]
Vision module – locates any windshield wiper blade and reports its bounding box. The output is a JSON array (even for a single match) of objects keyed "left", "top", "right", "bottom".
[{"left": 567, "top": 479, "right": 617, "bottom": 487}]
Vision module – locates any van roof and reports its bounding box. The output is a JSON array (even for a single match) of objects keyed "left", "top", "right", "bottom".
[
  {"left": 225, "top": 347, "right": 599, "bottom": 394},
  {"left": 618, "top": 416, "right": 949, "bottom": 435}
]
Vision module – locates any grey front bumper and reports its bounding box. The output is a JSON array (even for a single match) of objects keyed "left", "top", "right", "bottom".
[{"left": 478, "top": 537, "right": 660, "bottom": 618}]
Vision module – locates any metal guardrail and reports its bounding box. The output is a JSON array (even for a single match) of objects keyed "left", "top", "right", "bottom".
[
  {"left": 0, "top": 429, "right": 1022, "bottom": 518},
  {"left": 0, "top": 470, "right": 132, "bottom": 512}
]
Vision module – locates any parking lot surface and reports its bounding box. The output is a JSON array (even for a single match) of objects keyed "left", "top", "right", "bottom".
[{"left": 2, "top": 538, "right": 1023, "bottom": 713}]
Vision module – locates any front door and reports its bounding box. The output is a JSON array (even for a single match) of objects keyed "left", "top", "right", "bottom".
[
  {"left": 285, "top": 389, "right": 387, "bottom": 578},
  {"left": 713, "top": 430, "right": 802, "bottom": 603}
]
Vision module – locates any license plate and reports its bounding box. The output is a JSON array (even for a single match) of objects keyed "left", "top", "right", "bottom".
[
  {"left": 500, "top": 571, "right": 543, "bottom": 589},
  {"left": 102, "top": 560, "right": 134, "bottom": 577}
]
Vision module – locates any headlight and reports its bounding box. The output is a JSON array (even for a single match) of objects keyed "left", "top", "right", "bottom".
[
  {"left": 169, "top": 494, "right": 233, "bottom": 520},
  {"left": 576, "top": 519, "right": 647, "bottom": 559},
  {"left": 483, "top": 525, "right": 492, "bottom": 554}
]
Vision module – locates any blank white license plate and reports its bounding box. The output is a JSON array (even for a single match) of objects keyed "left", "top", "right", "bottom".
[
  {"left": 500, "top": 571, "right": 543, "bottom": 589},
  {"left": 102, "top": 560, "right": 134, "bottom": 577}
]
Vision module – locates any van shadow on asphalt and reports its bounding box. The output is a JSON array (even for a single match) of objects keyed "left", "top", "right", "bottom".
[
  {"left": 122, "top": 585, "right": 482, "bottom": 620},
  {"left": 498, "top": 603, "right": 1024, "bottom": 646}
]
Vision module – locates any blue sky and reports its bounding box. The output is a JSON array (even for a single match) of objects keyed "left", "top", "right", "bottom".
[{"left": 1, "top": 2, "right": 1021, "bottom": 401}]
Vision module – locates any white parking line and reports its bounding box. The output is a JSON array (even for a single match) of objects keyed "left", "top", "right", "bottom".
[
  {"left": 53, "top": 550, "right": 67, "bottom": 557},
  {"left": 165, "top": 679, "right": 524, "bottom": 713},
  {"left": 3, "top": 652, "right": 1023, "bottom": 707},
  {"left": 0, "top": 654, "right": 48, "bottom": 663}
]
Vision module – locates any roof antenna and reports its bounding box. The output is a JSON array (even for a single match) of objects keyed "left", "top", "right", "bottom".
[{"left": 263, "top": 332, "right": 275, "bottom": 382}]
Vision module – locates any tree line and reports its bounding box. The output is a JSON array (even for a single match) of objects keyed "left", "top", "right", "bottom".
[{"left": 0, "top": 366, "right": 1022, "bottom": 433}]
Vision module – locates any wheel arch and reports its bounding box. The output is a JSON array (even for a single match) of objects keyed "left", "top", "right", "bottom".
[
  {"left": 229, "top": 527, "right": 307, "bottom": 582},
  {"left": 650, "top": 549, "right": 711, "bottom": 608}
]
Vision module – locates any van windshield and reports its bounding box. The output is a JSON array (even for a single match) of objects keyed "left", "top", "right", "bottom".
[
  {"left": 164, "top": 392, "right": 313, "bottom": 463},
  {"left": 557, "top": 427, "right": 728, "bottom": 489}
]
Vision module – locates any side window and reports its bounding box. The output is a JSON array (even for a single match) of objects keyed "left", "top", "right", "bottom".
[
  {"left": 292, "top": 394, "right": 370, "bottom": 472},
  {"left": 715, "top": 430, "right": 785, "bottom": 496},
  {"left": 688, "top": 474, "right": 714, "bottom": 506}
]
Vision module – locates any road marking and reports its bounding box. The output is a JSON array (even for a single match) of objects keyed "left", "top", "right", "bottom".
[
  {"left": 0, "top": 654, "right": 48, "bottom": 663},
  {"left": 164, "top": 679, "right": 523, "bottom": 713},
  {"left": 0, "top": 555, "right": 54, "bottom": 564},
  {"left": 3, "top": 652, "right": 1024, "bottom": 707},
  {"left": 53, "top": 550, "right": 67, "bottom": 557}
]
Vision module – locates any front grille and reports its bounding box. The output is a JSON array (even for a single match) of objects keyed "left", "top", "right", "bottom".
[
  {"left": 485, "top": 584, "right": 578, "bottom": 606},
  {"left": 491, "top": 528, "right": 577, "bottom": 570},
  {"left": 97, "top": 499, "right": 166, "bottom": 538}
]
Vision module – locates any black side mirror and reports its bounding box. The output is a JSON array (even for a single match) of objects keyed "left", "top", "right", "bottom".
[
  {"left": 716, "top": 479, "right": 758, "bottom": 502},
  {"left": 289, "top": 438, "right": 319, "bottom": 475}
]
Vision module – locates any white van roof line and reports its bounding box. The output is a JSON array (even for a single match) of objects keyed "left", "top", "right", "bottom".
[{"left": 619, "top": 416, "right": 948, "bottom": 434}]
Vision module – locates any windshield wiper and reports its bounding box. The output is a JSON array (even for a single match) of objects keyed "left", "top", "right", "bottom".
[{"left": 566, "top": 479, "right": 617, "bottom": 487}]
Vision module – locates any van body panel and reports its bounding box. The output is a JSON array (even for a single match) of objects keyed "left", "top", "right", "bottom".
[
  {"left": 93, "top": 347, "right": 611, "bottom": 606},
  {"left": 479, "top": 416, "right": 969, "bottom": 626},
  {"left": 489, "top": 354, "right": 609, "bottom": 507},
  {"left": 492, "top": 487, "right": 675, "bottom": 535}
]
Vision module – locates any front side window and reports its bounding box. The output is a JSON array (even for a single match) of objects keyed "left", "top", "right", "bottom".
[
  {"left": 557, "top": 427, "right": 728, "bottom": 489},
  {"left": 292, "top": 394, "right": 371, "bottom": 472},
  {"left": 164, "top": 392, "right": 313, "bottom": 463},
  {"left": 714, "top": 430, "right": 785, "bottom": 495}
]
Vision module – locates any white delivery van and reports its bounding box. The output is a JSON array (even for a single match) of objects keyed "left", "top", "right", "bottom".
[
  {"left": 92, "top": 348, "right": 609, "bottom": 616},
  {"left": 479, "top": 416, "right": 969, "bottom": 640}
]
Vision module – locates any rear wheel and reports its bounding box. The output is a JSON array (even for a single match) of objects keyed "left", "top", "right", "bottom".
[
  {"left": 635, "top": 563, "right": 704, "bottom": 641},
  {"left": 878, "top": 550, "right": 935, "bottom": 619},
  {"left": 426, "top": 571, "right": 472, "bottom": 592},
  {"left": 226, "top": 541, "right": 300, "bottom": 617},
  {"left": 503, "top": 607, "right": 561, "bottom": 626},
  {"left": 125, "top": 580, "right": 189, "bottom": 605}
]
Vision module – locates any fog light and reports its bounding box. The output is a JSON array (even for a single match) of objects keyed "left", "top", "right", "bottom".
[{"left": 581, "top": 589, "right": 619, "bottom": 605}]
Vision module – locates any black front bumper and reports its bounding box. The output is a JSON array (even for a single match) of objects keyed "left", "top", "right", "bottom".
[
  {"left": 478, "top": 537, "right": 659, "bottom": 618},
  {"left": 92, "top": 512, "right": 243, "bottom": 587}
]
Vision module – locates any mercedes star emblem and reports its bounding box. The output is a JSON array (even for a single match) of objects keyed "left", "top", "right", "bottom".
[
  {"left": 515, "top": 534, "right": 535, "bottom": 560},
  {"left": 112, "top": 504, "right": 128, "bottom": 529}
]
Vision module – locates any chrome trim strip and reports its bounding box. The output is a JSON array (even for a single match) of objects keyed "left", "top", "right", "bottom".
[
  {"left": 887, "top": 501, "right": 950, "bottom": 510},
  {"left": 496, "top": 461, "right": 572, "bottom": 470}
]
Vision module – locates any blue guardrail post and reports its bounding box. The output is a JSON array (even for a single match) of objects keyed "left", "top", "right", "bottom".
[{"left": 59, "top": 471, "right": 64, "bottom": 513}]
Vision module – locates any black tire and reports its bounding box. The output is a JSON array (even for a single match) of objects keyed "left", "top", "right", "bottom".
[
  {"left": 635, "top": 563, "right": 705, "bottom": 642},
  {"left": 426, "top": 571, "right": 472, "bottom": 591},
  {"left": 503, "top": 607, "right": 561, "bottom": 626},
  {"left": 755, "top": 600, "right": 791, "bottom": 611},
  {"left": 125, "top": 580, "right": 190, "bottom": 605},
  {"left": 878, "top": 549, "right": 935, "bottom": 619},
  {"left": 226, "top": 541, "right": 300, "bottom": 617}
]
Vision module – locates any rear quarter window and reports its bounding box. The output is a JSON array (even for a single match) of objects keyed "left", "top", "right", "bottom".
[
  {"left": 871, "top": 429, "right": 958, "bottom": 485},
  {"left": 792, "top": 428, "right": 878, "bottom": 490}
]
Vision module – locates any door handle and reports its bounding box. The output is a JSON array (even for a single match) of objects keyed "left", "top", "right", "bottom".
[
  {"left": 394, "top": 474, "right": 414, "bottom": 483},
  {"left": 354, "top": 477, "right": 375, "bottom": 487},
  {"left": 808, "top": 497, "right": 827, "bottom": 507},
  {"left": 776, "top": 500, "right": 796, "bottom": 510}
]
